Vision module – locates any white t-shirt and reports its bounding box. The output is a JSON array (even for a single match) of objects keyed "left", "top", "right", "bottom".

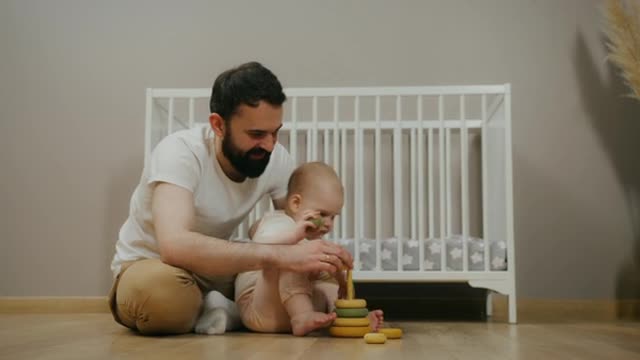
[{"left": 110, "top": 124, "right": 295, "bottom": 278}]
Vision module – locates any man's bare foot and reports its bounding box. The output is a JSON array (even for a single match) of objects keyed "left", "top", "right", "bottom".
[
  {"left": 291, "top": 311, "right": 337, "bottom": 336},
  {"left": 368, "top": 310, "right": 384, "bottom": 332}
]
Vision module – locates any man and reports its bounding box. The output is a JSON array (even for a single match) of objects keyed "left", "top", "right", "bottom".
[{"left": 109, "top": 62, "right": 353, "bottom": 335}]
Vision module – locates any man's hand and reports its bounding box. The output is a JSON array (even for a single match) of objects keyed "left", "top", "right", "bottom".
[{"left": 274, "top": 239, "right": 353, "bottom": 274}]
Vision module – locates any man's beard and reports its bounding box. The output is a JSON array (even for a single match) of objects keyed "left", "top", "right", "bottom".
[{"left": 221, "top": 131, "right": 271, "bottom": 178}]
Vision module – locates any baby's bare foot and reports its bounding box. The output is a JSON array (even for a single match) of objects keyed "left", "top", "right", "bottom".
[
  {"left": 291, "top": 311, "right": 337, "bottom": 336},
  {"left": 368, "top": 309, "right": 384, "bottom": 332}
]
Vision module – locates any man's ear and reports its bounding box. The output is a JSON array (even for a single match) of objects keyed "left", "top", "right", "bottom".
[
  {"left": 209, "top": 113, "right": 225, "bottom": 137},
  {"left": 288, "top": 194, "right": 302, "bottom": 213}
]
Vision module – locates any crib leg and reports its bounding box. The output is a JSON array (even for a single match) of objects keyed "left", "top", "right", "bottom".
[
  {"left": 486, "top": 291, "right": 493, "bottom": 317},
  {"left": 508, "top": 292, "right": 517, "bottom": 324},
  {"left": 468, "top": 279, "right": 517, "bottom": 323}
]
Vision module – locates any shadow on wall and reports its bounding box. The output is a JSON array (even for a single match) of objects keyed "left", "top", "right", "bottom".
[{"left": 574, "top": 32, "right": 640, "bottom": 319}]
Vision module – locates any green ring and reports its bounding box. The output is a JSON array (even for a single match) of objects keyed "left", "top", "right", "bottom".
[{"left": 335, "top": 308, "right": 369, "bottom": 318}]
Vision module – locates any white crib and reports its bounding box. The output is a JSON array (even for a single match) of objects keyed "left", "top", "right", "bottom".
[{"left": 145, "top": 85, "right": 517, "bottom": 323}]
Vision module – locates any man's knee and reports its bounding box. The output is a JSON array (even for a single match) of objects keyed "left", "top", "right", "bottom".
[{"left": 111, "top": 259, "right": 203, "bottom": 335}]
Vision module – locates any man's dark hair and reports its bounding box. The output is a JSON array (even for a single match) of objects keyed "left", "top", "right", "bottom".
[{"left": 209, "top": 62, "right": 286, "bottom": 121}]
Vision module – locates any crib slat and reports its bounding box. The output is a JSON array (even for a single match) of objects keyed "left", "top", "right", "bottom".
[
  {"left": 341, "top": 126, "right": 347, "bottom": 240},
  {"left": 358, "top": 108, "right": 365, "bottom": 269},
  {"left": 312, "top": 96, "right": 318, "bottom": 161},
  {"left": 410, "top": 127, "right": 417, "bottom": 268},
  {"left": 324, "top": 129, "right": 329, "bottom": 163},
  {"left": 333, "top": 96, "right": 340, "bottom": 241},
  {"left": 375, "top": 96, "right": 382, "bottom": 271},
  {"left": 354, "top": 96, "right": 360, "bottom": 270},
  {"left": 439, "top": 95, "right": 446, "bottom": 271},
  {"left": 461, "top": 95, "right": 469, "bottom": 272},
  {"left": 446, "top": 128, "right": 451, "bottom": 238},
  {"left": 291, "top": 98, "right": 298, "bottom": 164},
  {"left": 417, "top": 96, "right": 425, "bottom": 272},
  {"left": 428, "top": 128, "right": 434, "bottom": 240},
  {"left": 307, "top": 129, "right": 312, "bottom": 162},
  {"left": 395, "top": 96, "right": 403, "bottom": 272},
  {"left": 286, "top": 97, "right": 297, "bottom": 239},
  {"left": 481, "top": 95, "right": 489, "bottom": 271},
  {"left": 167, "top": 97, "right": 175, "bottom": 135}
]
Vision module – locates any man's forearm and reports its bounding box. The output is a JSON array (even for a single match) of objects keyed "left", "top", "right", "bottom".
[
  {"left": 252, "top": 230, "right": 300, "bottom": 245},
  {"left": 160, "top": 231, "right": 283, "bottom": 277}
]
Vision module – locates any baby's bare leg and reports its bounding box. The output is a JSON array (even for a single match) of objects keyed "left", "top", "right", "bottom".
[
  {"left": 240, "top": 270, "right": 336, "bottom": 334},
  {"left": 247, "top": 217, "right": 335, "bottom": 335},
  {"left": 239, "top": 269, "right": 292, "bottom": 333},
  {"left": 280, "top": 272, "right": 336, "bottom": 336}
]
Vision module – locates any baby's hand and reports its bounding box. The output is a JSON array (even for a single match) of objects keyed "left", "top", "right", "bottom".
[
  {"left": 300, "top": 210, "right": 329, "bottom": 240},
  {"left": 292, "top": 210, "right": 322, "bottom": 242}
]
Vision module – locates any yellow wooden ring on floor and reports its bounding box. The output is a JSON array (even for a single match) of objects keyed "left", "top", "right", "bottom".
[
  {"left": 335, "top": 299, "right": 367, "bottom": 309},
  {"left": 364, "top": 332, "right": 387, "bottom": 344},
  {"left": 329, "top": 326, "right": 371, "bottom": 338},
  {"left": 335, "top": 308, "right": 368, "bottom": 318},
  {"left": 333, "top": 317, "right": 370, "bottom": 327},
  {"left": 378, "top": 328, "right": 403, "bottom": 339}
]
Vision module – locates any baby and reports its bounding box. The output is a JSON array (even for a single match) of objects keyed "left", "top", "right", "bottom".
[{"left": 234, "top": 161, "right": 383, "bottom": 336}]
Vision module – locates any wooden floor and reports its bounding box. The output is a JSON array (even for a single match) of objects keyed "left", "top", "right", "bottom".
[{"left": 1, "top": 314, "right": 639, "bottom": 360}]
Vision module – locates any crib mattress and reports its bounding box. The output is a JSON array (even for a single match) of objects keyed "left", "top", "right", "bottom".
[{"left": 334, "top": 236, "right": 507, "bottom": 271}]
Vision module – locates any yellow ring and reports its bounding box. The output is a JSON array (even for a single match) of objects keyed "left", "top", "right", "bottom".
[
  {"left": 335, "top": 308, "right": 368, "bottom": 318},
  {"left": 335, "top": 299, "right": 367, "bottom": 309},
  {"left": 333, "top": 317, "right": 370, "bottom": 327},
  {"left": 329, "top": 326, "right": 371, "bottom": 338},
  {"left": 378, "top": 328, "right": 403, "bottom": 339},
  {"left": 364, "top": 332, "right": 387, "bottom": 344}
]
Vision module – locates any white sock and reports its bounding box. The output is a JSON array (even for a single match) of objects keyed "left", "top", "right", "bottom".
[{"left": 195, "top": 291, "right": 242, "bottom": 335}]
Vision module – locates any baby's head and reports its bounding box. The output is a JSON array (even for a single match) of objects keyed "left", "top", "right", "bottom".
[{"left": 285, "top": 161, "right": 344, "bottom": 237}]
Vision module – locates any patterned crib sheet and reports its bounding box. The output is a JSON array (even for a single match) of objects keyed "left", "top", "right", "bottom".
[{"left": 334, "top": 235, "right": 507, "bottom": 271}]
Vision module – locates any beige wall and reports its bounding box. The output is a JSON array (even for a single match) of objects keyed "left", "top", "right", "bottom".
[{"left": 1, "top": 0, "right": 639, "bottom": 299}]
